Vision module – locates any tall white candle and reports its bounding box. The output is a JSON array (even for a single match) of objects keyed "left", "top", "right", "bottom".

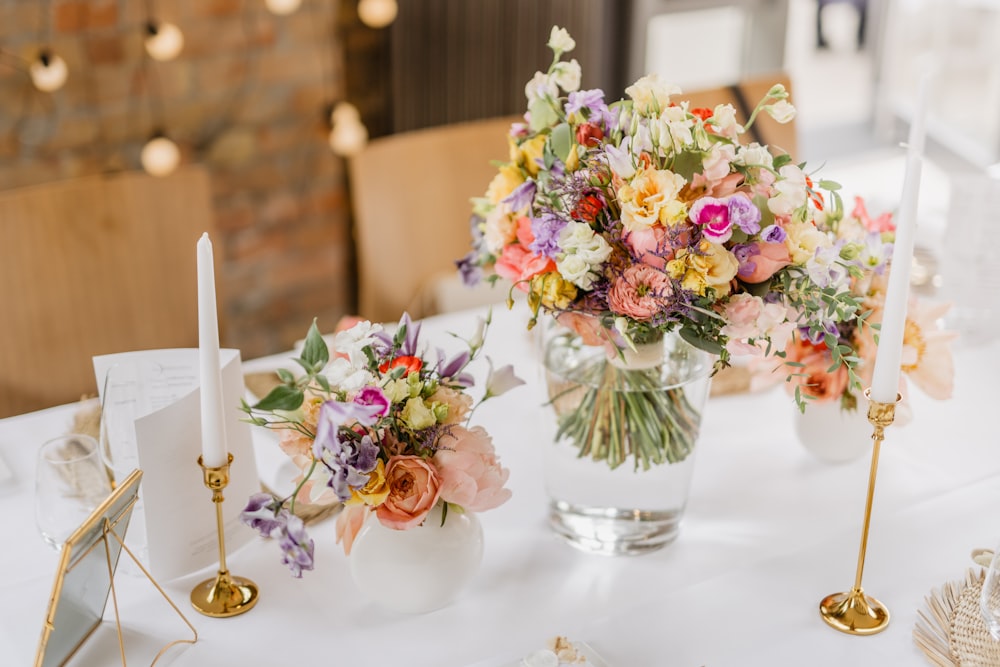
[
  {"left": 197, "top": 233, "right": 229, "bottom": 468},
  {"left": 869, "top": 73, "right": 932, "bottom": 404}
]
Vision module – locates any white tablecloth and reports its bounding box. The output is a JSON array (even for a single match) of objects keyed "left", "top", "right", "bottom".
[{"left": 1, "top": 299, "right": 998, "bottom": 666}]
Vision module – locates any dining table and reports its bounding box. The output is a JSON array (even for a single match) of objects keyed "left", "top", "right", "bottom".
[{"left": 2, "top": 148, "right": 997, "bottom": 666}]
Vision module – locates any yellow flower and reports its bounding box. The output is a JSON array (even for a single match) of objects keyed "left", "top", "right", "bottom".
[
  {"left": 517, "top": 135, "right": 547, "bottom": 177},
  {"left": 529, "top": 273, "right": 577, "bottom": 310},
  {"left": 784, "top": 219, "right": 828, "bottom": 265},
  {"left": 486, "top": 163, "right": 524, "bottom": 205},
  {"left": 381, "top": 378, "right": 410, "bottom": 404},
  {"left": 670, "top": 242, "right": 738, "bottom": 296},
  {"left": 345, "top": 459, "right": 390, "bottom": 507},
  {"left": 617, "top": 164, "right": 687, "bottom": 232},
  {"left": 565, "top": 143, "right": 580, "bottom": 172},
  {"left": 400, "top": 396, "right": 437, "bottom": 430}
]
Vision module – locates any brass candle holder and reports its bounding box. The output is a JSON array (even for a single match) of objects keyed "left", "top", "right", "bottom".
[
  {"left": 819, "top": 389, "right": 899, "bottom": 635},
  {"left": 190, "top": 454, "right": 259, "bottom": 617}
]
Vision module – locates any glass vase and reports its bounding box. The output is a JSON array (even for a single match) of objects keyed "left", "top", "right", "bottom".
[{"left": 542, "top": 321, "right": 713, "bottom": 555}]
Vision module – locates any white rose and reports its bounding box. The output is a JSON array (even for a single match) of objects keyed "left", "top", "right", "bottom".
[
  {"left": 551, "top": 59, "right": 581, "bottom": 93},
  {"left": 556, "top": 254, "right": 593, "bottom": 289},
  {"left": 547, "top": 26, "right": 576, "bottom": 54}
]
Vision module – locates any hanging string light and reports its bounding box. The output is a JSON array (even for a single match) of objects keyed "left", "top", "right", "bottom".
[
  {"left": 357, "top": 0, "right": 397, "bottom": 29},
  {"left": 265, "top": 0, "right": 302, "bottom": 16},
  {"left": 328, "top": 102, "right": 368, "bottom": 156},
  {"left": 144, "top": 20, "right": 184, "bottom": 62},
  {"left": 29, "top": 49, "right": 68, "bottom": 92},
  {"left": 140, "top": 130, "right": 181, "bottom": 176}
]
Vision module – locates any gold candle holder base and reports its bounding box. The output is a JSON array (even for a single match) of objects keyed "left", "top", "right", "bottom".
[
  {"left": 820, "top": 588, "right": 889, "bottom": 635},
  {"left": 191, "top": 454, "right": 259, "bottom": 618},
  {"left": 819, "top": 389, "right": 898, "bottom": 636}
]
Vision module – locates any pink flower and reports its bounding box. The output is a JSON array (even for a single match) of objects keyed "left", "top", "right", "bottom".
[
  {"left": 901, "top": 300, "right": 957, "bottom": 400},
  {"left": 375, "top": 455, "right": 442, "bottom": 530},
  {"left": 784, "top": 336, "right": 848, "bottom": 403},
  {"left": 721, "top": 293, "right": 763, "bottom": 339},
  {"left": 434, "top": 426, "right": 512, "bottom": 512},
  {"left": 625, "top": 225, "right": 672, "bottom": 269},
  {"left": 494, "top": 244, "right": 556, "bottom": 290},
  {"left": 688, "top": 197, "right": 734, "bottom": 243},
  {"left": 851, "top": 196, "right": 894, "bottom": 233},
  {"left": 335, "top": 504, "right": 368, "bottom": 555},
  {"left": 737, "top": 242, "right": 791, "bottom": 283},
  {"left": 607, "top": 264, "right": 672, "bottom": 321}
]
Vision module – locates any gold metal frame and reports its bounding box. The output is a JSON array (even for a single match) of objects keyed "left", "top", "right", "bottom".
[
  {"left": 35, "top": 469, "right": 198, "bottom": 666},
  {"left": 819, "top": 390, "right": 899, "bottom": 635}
]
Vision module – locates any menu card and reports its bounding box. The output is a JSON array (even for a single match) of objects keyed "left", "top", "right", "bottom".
[{"left": 94, "top": 348, "right": 259, "bottom": 581}]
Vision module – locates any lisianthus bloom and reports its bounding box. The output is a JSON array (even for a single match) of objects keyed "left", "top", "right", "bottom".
[
  {"left": 608, "top": 264, "right": 672, "bottom": 320},
  {"left": 434, "top": 426, "right": 512, "bottom": 512},
  {"left": 617, "top": 164, "right": 687, "bottom": 232},
  {"left": 376, "top": 455, "right": 442, "bottom": 530}
]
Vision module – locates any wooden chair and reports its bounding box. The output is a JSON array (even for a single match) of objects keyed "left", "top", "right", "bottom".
[
  {"left": 683, "top": 72, "right": 799, "bottom": 158},
  {"left": 0, "top": 166, "right": 216, "bottom": 417},
  {"left": 348, "top": 116, "right": 519, "bottom": 324}
]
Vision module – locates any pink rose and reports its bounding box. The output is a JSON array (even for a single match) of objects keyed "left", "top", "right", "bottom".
[
  {"left": 335, "top": 504, "right": 368, "bottom": 555},
  {"left": 721, "top": 293, "right": 763, "bottom": 339},
  {"left": 625, "top": 225, "right": 672, "bottom": 269},
  {"left": 738, "top": 242, "right": 791, "bottom": 283},
  {"left": 375, "top": 455, "right": 442, "bottom": 530},
  {"left": 607, "top": 264, "right": 671, "bottom": 321},
  {"left": 494, "top": 244, "right": 556, "bottom": 290},
  {"left": 434, "top": 426, "right": 511, "bottom": 512}
]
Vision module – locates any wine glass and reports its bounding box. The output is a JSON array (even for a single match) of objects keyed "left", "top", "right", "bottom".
[{"left": 34, "top": 434, "right": 112, "bottom": 550}]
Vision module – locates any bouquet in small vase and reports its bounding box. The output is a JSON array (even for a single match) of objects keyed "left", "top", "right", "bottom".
[
  {"left": 458, "top": 26, "right": 867, "bottom": 475},
  {"left": 239, "top": 312, "right": 521, "bottom": 578},
  {"left": 782, "top": 196, "right": 956, "bottom": 415}
]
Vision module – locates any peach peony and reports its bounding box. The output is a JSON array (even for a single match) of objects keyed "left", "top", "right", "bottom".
[
  {"left": 434, "top": 425, "right": 512, "bottom": 512},
  {"left": 375, "top": 456, "right": 442, "bottom": 530}
]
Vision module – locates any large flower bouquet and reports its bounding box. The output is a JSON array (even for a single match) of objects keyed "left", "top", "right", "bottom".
[
  {"left": 239, "top": 312, "right": 521, "bottom": 577},
  {"left": 459, "top": 26, "right": 866, "bottom": 470},
  {"left": 782, "top": 196, "right": 955, "bottom": 412}
]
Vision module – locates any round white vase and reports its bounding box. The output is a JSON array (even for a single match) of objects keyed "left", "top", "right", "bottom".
[
  {"left": 348, "top": 503, "right": 483, "bottom": 614},
  {"left": 794, "top": 401, "right": 871, "bottom": 463}
]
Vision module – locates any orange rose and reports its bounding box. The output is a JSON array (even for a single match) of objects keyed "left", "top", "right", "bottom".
[{"left": 375, "top": 456, "right": 442, "bottom": 530}]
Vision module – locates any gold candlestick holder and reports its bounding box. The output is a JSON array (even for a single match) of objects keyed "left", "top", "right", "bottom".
[
  {"left": 190, "top": 454, "right": 259, "bottom": 617},
  {"left": 819, "top": 389, "right": 899, "bottom": 635}
]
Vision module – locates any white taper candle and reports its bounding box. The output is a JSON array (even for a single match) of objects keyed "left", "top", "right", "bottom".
[
  {"left": 197, "top": 233, "right": 229, "bottom": 468},
  {"left": 869, "top": 73, "right": 932, "bottom": 403}
]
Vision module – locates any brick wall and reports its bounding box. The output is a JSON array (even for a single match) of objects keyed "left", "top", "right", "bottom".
[{"left": 0, "top": 0, "right": 355, "bottom": 359}]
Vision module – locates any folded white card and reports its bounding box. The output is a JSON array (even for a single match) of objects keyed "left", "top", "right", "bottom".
[{"left": 94, "top": 349, "right": 259, "bottom": 581}]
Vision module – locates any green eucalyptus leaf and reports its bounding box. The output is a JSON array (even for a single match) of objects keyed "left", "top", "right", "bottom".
[
  {"left": 252, "top": 385, "right": 305, "bottom": 412},
  {"left": 301, "top": 319, "right": 330, "bottom": 369}
]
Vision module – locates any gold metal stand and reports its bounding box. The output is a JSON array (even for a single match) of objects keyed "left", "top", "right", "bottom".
[
  {"left": 190, "top": 454, "right": 259, "bottom": 617},
  {"left": 819, "top": 389, "right": 899, "bottom": 635}
]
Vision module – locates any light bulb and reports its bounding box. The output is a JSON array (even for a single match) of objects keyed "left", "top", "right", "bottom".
[
  {"left": 265, "top": 0, "right": 302, "bottom": 15},
  {"left": 29, "top": 51, "right": 68, "bottom": 92},
  {"left": 328, "top": 112, "right": 369, "bottom": 157},
  {"left": 141, "top": 134, "right": 181, "bottom": 176},
  {"left": 144, "top": 21, "right": 184, "bottom": 62},
  {"left": 358, "top": 0, "right": 397, "bottom": 28}
]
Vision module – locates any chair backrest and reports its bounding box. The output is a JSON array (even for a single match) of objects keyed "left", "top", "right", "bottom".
[
  {"left": 0, "top": 166, "right": 216, "bottom": 417},
  {"left": 683, "top": 72, "right": 799, "bottom": 158},
  {"left": 348, "top": 116, "right": 519, "bottom": 323}
]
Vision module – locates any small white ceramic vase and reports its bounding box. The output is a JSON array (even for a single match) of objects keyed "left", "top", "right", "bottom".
[
  {"left": 348, "top": 502, "right": 483, "bottom": 613},
  {"left": 794, "top": 401, "right": 871, "bottom": 463}
]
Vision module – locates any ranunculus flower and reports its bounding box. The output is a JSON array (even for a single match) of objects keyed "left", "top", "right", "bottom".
[
  {"left": 434, "top": 425, "right": 512, "bottom": 512},
  {"left": 607, "top": 264, "right": 672, "bottom": 320},
  {"left": 378, "top": 355, "right": 423, "bottom": 376},
  {"left": 575, "top": 122, "right": 604, "bottom": 148},
  {"left": 376, "top": 456, "right": 442, "bottom": 530}
]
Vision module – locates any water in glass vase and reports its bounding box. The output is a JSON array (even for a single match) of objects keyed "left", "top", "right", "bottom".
[{"left": 543, "top": 326, "right": 712, "bottom": 555}]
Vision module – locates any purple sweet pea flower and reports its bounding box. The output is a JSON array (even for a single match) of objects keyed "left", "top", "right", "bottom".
[
  {"left": 565, "top": 89, "right": 606, "bottom": 117},
  {"left": 733, "top": 243, "right": 758, "bottom": 278},
  {"left": 278, "top": 514, "right": 314, "bottom": 578},
  {"left": 727, "top": 195, "right": 761, "bottom": 235},
  {"left": 456, "top": 250, "right": 482, "bottom": 286},
  {"left": 313, "top": 400, "right": 383, "bottom": 501},
  {"left": 689, "top": 197, "right": 733, "bottom": 243},
  {"left": 530, "top": 212, "right": 569, "bottom": 258},
  {"left": 502, "top": 180, "right": 537, "bottom": 212},
  {"left": 760, "top": 224, "right": 787, "bottom": 243},
  {"left": 240, "top": 493, "right": 285, "bottom": 538}
]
